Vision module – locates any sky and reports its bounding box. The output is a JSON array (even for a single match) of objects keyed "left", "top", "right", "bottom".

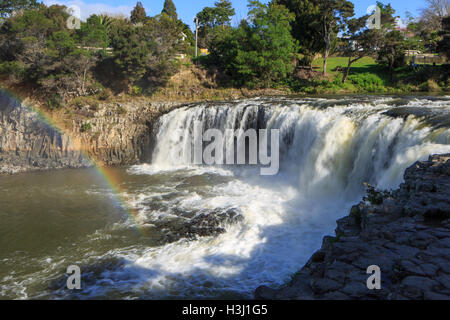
[{"left": 43, "top": 0, "right": 430, "bottom": 30}]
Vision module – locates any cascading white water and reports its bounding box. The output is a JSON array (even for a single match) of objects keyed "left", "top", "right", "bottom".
[
  {"left": 151, "top": 96, "right": 450, "bottom": 197},
  {"left": 39, "top": 96, "right": 448, "bottom": 300},
  {"left": 95, "top": 96, "right": 449, "bottom": 299}
]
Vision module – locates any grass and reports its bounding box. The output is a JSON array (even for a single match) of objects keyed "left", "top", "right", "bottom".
[{"left": 312, "top": 56, "right": 380, "bottom": 76}]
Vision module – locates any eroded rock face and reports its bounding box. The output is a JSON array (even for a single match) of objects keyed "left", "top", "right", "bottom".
[
  {"left": 0, "top": 93, "right": 89, "bottom": 173},
  {"left": 0, "top": 91, "right": 182, "bottom": 173},
  {"left": 255, "top": 154, "right": 450, "bottom": 300}
]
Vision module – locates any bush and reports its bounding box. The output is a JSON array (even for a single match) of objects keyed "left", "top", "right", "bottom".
[
  {"left": 419, "top": 79, "right": 441, "bottom": 92},
  {"left": 80, "top": 122, "right": 92, "bottom": 132},
  {"left": 0, "top": 61, "right": 25, "bottom": 81},
  {"left": 131, "top": 85, "right": 142, "bottom": 96},
  {"left": 47, "top": 94, "right": 63, "bottom": 110},
  {"left": 348, "top": 73, "right": 385, "bottom": 92}
]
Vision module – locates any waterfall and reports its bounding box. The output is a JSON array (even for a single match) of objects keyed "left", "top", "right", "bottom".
[
  {"left": 151, "top": 96, "right": 450, "bottom": 199},
  {"left": 43, "top": 96, "right": 449, "bottom": 299}
]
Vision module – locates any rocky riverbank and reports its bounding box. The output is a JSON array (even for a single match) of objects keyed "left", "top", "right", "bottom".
[
  {"left": 255, "top": 154, "right": 450, "bottom": 300},
  {"left": 0, "top": 90, "right": 183, "bottom": 174}
]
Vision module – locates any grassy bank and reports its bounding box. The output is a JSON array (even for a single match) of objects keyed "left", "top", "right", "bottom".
[{"left": 286, "top": 56, "right": 449, "bottom": 95}]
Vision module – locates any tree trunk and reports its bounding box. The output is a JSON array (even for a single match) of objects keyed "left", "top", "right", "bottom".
[
  {"left": 342, "top": 57, "right": 352, "bottom": 83},
  {"left": 82, "top": 68, "right": 87, "bottom": 95},
  {"left": 322, "top": 17, "right": 331, "bottom": 77},
  {"left": 389, "top": 48, "right": 395, "bottom": 82},
  {"left": 323, "top": 50, "right": 329, "bottom": 76}
]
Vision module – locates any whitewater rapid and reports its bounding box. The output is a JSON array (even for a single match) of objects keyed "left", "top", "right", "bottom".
[
  {"left": 12, "top": 95, "right": 449, "bottom": 300},
  {"left": 99, "top": 96, "right": 449, "bottom": 299}
]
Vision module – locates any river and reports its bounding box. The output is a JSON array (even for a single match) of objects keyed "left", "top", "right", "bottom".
[{"left": 1, "top": 95, "right": 449, "bottom": 299}]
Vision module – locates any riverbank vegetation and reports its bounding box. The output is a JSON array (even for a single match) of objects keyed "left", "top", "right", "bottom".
[{"left": 0, "top": 0, "right": 448, "bottom": 108}]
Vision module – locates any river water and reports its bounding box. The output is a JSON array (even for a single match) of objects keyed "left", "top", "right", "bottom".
[{"left": 1, "top": 96, "right": 449, "bottom": 299}]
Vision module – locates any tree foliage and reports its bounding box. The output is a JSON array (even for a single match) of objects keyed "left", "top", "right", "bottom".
[
  {"left": 0, "top": 0, "right": 39, "bottom": 18},
  {"left": 130, "top": 2, "right": 146, "bottom": 24},
  {"left": 196, "top": 0, "right": 235, "bottom": 48},
  {"left": 162, "top": 0, "right": 177, "bottom": 20},
  {"left": 211, "top": 0, "right": 297, "bottom": 88}
]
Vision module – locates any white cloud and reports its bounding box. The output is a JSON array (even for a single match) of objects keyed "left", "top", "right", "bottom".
[{"left": 43, "top": 0, "right": 134, "bottom": 20}]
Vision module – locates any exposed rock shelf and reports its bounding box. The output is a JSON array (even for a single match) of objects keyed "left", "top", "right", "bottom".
[
  {"left": 0, "top": 90, "right": 182, "bottom": 174},
  {"left": 255, "top": 154, "right": 450, "bottom": 300}
]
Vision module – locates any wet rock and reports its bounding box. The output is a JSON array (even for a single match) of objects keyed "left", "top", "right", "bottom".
[
  {"left": 153, "top": 208, "right": 244, "bottom": 244},
  {"left": 255, "top": 154, "right": 450, "bottom": 300}
]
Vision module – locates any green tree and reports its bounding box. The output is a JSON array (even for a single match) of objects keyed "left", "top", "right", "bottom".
[
  {"left": 341, "top": 16, "right": 378, "bottom": 82},
  {"left": 162, "top": 0, "right": 177, "bottom": 20},
  {"left": 110, "top": 22, "right": 149, "bottom": 88},
  {"left": 437, "top": 16, "right": 450, "bottom": 57},
  {"left": 212, "top": 0, "right": 297, "bottom": 88},
  {"left": 78, "top": 14, "right": 109, "bottom": 49},
  {"left": 197, "top": 1, "right": 235, "bottom": 48},
  {"left": 0, "top": 0, "right": 39, "bottom": 18},
  {"left": 374, "top": 2, "right": 406, "bottom": 81},
  {"left": 274, "top": 0, "right": 322, "bottom": 67},
  {"left": 317, "top": 0, "right": 354, "bottom": 76},
  {"left": 130, "top": 1, "right": 146, "bottom": 24}
]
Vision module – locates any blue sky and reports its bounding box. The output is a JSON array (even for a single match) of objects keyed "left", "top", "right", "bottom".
[{"left": 44, "top": 0, "right": 429, "bottom": 30}]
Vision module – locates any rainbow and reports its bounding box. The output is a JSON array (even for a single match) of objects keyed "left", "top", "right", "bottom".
[{"left": 0, "top": 86, "right": 145, "bottom": 234}]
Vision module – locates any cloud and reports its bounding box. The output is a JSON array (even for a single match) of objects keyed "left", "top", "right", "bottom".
[{"left": 43, "top": 0, "right": 134, "bottom": 19}]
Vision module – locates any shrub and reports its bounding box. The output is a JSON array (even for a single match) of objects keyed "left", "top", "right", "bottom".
[
  {"left": 0, "top": 61, "right": 25, "bottom": 80},
  {"left": 348, "top": 73, "right": 385, "bottom": 92},
  {"left": 131, "top": 85, "right": 142, "bottom": 96},
  {"left": 80, "top": 122, "right": 92, "bottom": 132},
  {"left": 47, "top": 94, "right": 63, "bottom": 110},
  {"left": 419, "top": 79, "right": 441, "bottom": 92}
]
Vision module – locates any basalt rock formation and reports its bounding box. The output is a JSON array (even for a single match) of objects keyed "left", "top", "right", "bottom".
[
  {"left": 255, "top": 154, "right": 450, "bottom": 300},
  {"left": 0, "top": 91, "right": 182, "bottom": 174}
]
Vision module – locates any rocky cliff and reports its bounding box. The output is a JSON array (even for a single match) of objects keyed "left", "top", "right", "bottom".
[
  {"left": 0, "top": 90, "right": 182, "bottom": 174},
  {"left": 255, "top": 154, "right": 450, "bottom": 300}
]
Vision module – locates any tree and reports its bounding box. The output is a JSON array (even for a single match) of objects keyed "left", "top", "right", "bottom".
[
  {"left": 161, "top": 0, "right": 177, "bottom": 20},
  {"left": 274, "top": 0, "right": 322, "bottom": 67},
  {"left": 0, "top": 0, "right": 39, "bottom": 18},
  {"left": 317, "top": 0, "right": 354, "bottom": 76},
  {"left": 78, "top": 14, "right": 110, "bottom": 49},
  {"left": 110, "top": 22, "right": 150, "bottom": 88},
  {"left": 341, "top": 16, "right": 377, "bottom": 83},
  {"left": 196, "top": 0, "right": 235, "bottom": 48},
  {"left": 417, "top": 0, "right": 449, "bottom": 52},
  {"left": 374, "top": 2, "right": 406, "bottom": 81},
  {"left": 377, "top": 30, "right": 406, "bottom": 81},
  {"left": 420, "top": 0, "right": 449, "bottom": 31},
  {"left": 130, "top": 2, "right": 146, "bottom": 24},
  {"left": 437, "top": 16, "right": 450, "bottom": 57},
  {"left": 211, "top": 0, "right": 297, "bottom": 88}
]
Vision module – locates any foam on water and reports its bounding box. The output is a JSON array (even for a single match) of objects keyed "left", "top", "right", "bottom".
[
  {"left": 55, "top": 96, "right": 449, "bottom": 299},
  {"left": 3, "top": 96, "right": 449, "bottom": 299}
]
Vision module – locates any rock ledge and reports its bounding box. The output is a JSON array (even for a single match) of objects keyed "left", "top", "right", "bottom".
[{"left": 255, "top": 154, "right": 450, "bottom": 300}]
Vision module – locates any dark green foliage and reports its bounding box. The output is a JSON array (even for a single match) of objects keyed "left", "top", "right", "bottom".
[
  {"left": 363, "top": 184, "right": 391, "bottom": 205},
  {"left": 196, "top": 0, "right": 235, "bottom": 48},
  {"left": 130, "top": 2, "right": 146, "bottom": 24},
  {"left": 162, "top": 0, "right": 177, "bottom": 20},
  {"left": 275, "top": 0, "right": 322, "bottom": 65},
  {"left": 47, "top": 93, "right": 62, "bottom": 110},
  {"left": 210, "top": 0, "right": 298, "bottom": 88},
  {"left": 0, "top": 0, "right": 39, "bottom": 18},
  {"left": 437, "top": 16, "right": 450, "bottom": 57},
  {"left": 80, "top": 122, "right": 91, "bottom": 132},
  {"left": 77, "top": 14, "right": 110, "bottom": 49}
]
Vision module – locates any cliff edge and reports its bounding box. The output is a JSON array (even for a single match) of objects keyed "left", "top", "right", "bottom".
[
  {"left": 0, "top": 90, "right": 182, "bottom": 174},
  {"left": 255, "top": 154, "right": 450, "bottom": 300}
]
